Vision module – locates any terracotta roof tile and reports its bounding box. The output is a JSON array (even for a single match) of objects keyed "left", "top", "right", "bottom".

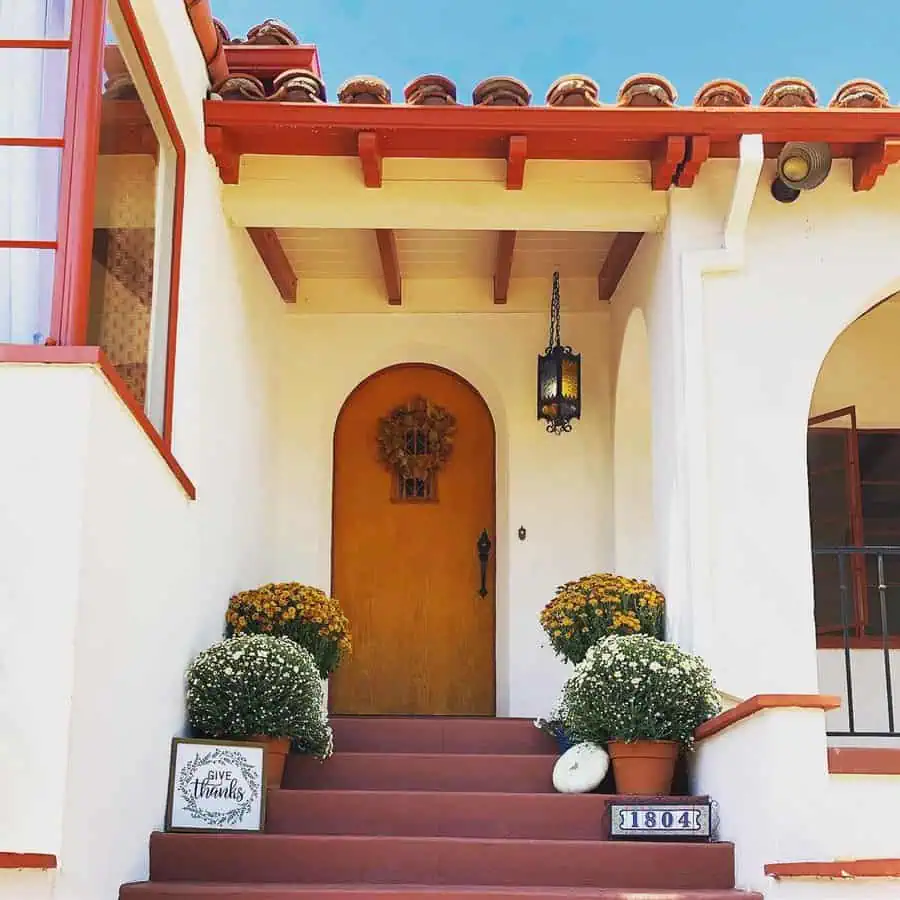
[
  {"left": 617, "top": 74, "right": 677, "bottom": 107},
  {"left": 210, "top": 17, "right": 895, "bottom": 112},
  {"left": 694, "top": 79, "right": 750, "bottom": 108},
  {"left": 404, "top": 75, "right": 457, "bottom": 106},
  {"left": 473, "top": 77, "right": 531, "bottom": 107},
  {"left": 244, "top": 18, "right": 299, "bottom": 46},
  {"left": 830, "top": 78, "right": 890, "bottom": 108},
  {"left": 338, "top": 76, "right": 392, "bottom": 105},
  {"left": 546, "top": 75, "right": 601, "bottom": 107},
  {"left": 760, "top": 77, "right": 817, "bottom": 107}
]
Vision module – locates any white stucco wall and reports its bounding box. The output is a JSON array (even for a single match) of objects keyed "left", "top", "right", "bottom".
[
  {"left": 270, "top": 281, "right": 614, "bottom": 719},
  {"left": 0, "top": 2, "right": 284, "bottom": 898},
  {"left": 687, "top": 156, "right": 900, "bottom": 893}
]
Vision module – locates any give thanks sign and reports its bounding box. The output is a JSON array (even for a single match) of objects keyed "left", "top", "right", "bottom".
[{"left": 165, "top": 738, "right": 266, "bottom": 832}]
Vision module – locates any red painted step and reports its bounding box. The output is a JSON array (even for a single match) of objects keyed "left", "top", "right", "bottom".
[
  {"left": 329, "top": 717, "right": 558, "bottom": 755},
  {"left": 149, "top": 833, "right": 737, "bottom": 891},
  {"left": 121, "top": 883, "right": 763, "bottom": 900},
  {"left": 283, "top": 753, "right": 556, "bottom": 793},
  {"left": 266, "top": 789, "right": 710, "bottom": 840}
]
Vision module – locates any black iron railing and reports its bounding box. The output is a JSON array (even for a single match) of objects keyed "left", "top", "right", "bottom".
[{"left": 814, "top": 546, "right": 899, "bottom": 738}]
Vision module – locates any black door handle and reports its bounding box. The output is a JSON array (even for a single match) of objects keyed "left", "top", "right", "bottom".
[{"left": 477, "top": 529, "right": 492, "bottom": 598}]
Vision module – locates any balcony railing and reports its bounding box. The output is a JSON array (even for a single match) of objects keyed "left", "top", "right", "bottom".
[{"left": 814, "top": 546, "right": 899, "bottom": 738}]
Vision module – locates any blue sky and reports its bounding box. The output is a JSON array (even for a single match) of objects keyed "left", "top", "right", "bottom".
[{"left": 211, "top": 0, "right": 900, "bottom": 105}]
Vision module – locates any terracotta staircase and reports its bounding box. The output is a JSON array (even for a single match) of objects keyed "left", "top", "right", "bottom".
[{"left": 121, "top": 717, "right": 761, "bottom": 900}]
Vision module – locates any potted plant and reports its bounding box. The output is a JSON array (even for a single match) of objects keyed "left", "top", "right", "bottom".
[
  {"left": 561, "top": 634, "right": 720, "bottom": 794},
  {"left": 226, "top": 582, "right": 352, "bottom": 679},
  {"left": 186, "top": 634, "right": 333, "bottom": 787},
  {"left": 539, "top": 573, "right": 665, "bottom": 666}
]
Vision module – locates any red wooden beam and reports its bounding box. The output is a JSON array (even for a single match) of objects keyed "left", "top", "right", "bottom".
[
  {"left": 224, "top": 44, "right": 322, "bottom": 80},
  {"left": 247, "top": 227, "right": 297, "bottom": 303},
  {"left": 853, "top": 137, "right": 900, "bottom": 191},
  {"left": 675, "top": 135, "right": 711, "bottom": 188},
  {"left": 506, "top": 135, "right": 527, "bottom": 190},
  {"left": 375, "top": 229, "right": 401, "bottom": 305},
  {"left": 494, "top": 231, "right": 516, "bottom": 303},
  {"left": 651, "top": 136, "right": 686, "bottom": 191},
  {"left": 206, "top": 125, "right": 240, "bottom": 184},
  {"left": 493, "top": 231, "right": 516, "bottom": 304},
  {"left": 358, "top": 131, "right": 382, "bottom": 188},
  {"left": 598, "top": 232, "right": 643, "bottom": 302}
]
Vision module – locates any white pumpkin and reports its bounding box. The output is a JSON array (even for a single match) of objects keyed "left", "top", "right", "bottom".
[{"left": 552, "top": 742, "right": 609, "bottom": 794}]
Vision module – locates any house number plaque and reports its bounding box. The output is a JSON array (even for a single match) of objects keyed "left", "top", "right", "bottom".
[{"left": 608, "top": 798, "right": 713, "bottom": 842}]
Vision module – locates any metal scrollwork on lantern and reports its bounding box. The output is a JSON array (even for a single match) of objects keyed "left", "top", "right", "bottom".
[{"left": 537, "top": 271, "right": 581, "bottom": 434}]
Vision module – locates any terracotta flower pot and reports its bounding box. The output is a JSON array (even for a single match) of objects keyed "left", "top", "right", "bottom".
[
  {"left": 338, "top": 76, "right": 391, "bottom": 105},
  {"left": 404, "top": 75, "right": 457, "bottom": 106},
  {"left": 760, "top": 78, "right": 817, "bottom": 108},
  {"left": 693, "top": 79, "right": 750, "bottom": 108},
  {"left": 607, "top": 739, "right": 679, "bottom": 795},
  {"left": 250, "top": 735, "right": 292, "bottom": 787}
]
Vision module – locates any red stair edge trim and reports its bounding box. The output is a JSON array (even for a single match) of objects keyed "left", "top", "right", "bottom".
[
  {"left": 694, "top": 694, "right": 841, "bottom": 742},
  {"left": 765, "top": 859, "right": 900, "bottom": 880},
  {"left": 0, "top": 852, "right": 57, "bottom": 870}
]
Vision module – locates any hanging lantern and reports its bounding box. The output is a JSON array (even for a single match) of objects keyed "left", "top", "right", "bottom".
[{"left": 537, "top": 271, "right": 581, "bottom": 434}]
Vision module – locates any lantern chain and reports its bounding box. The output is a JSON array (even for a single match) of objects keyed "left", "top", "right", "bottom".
[{"left": 547, "top": 270, "right": 561, "bottom": 352}]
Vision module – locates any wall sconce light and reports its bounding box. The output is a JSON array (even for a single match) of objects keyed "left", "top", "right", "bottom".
[
  {"left": 537, "top": 271, "right": 581, "bottom": 434},
  {"left": 771, "top": 141, "right": 832, "bottom": 203}
]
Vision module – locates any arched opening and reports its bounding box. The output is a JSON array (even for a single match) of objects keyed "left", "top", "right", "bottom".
[
  {"left": 613, "top": 308, "right": 654, "bottom": 577},
  {"left": 330, "top": 363, "right": 497, "bottom": 716},
  {"left": 808, "top": 296, "right": 900, "bottom": 739}
]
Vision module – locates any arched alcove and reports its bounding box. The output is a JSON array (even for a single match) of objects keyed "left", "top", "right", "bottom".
[
  {"left": 613, "top": 308, "right": 654, "bottom": 578},
  {"left": 807, "top": 295, "right": 900, "bottom": 737}
]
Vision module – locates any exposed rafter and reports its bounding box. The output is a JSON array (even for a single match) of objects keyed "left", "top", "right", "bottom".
[
  {"left": 853, "top": 137, "right": 900, "bottom": 191},
  {"left": 375, "top": 229, "right": 401, "bottom": 305},
  {"left": 206, "top": 125, "right": 240, "bottom": 184},
  {"left": 651, "top": 136, "right": 686, "bottom": 191},
  {"left": 247, "top": 227, "right": 297, "bottom": 303},
  {"left": 358, "top": 131, "right": 382, "bottom": 188},
  {"left": 675, "top": 135, "right": 711, "bottom": 188},
  {"left": 506, "top": 135, "right": 527, "bottom": 190},
  {"left": 598, "top": 232, "right": 644, "bottom": 302},
  {"left": 493, "top": 231, "right": 517, "bottom": 304}
]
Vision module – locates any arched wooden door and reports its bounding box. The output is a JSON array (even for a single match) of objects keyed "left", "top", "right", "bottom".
[{"left": 330, "top": 364, "right": 496, "bottom": 716}]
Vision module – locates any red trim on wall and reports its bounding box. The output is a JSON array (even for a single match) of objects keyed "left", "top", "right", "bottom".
[
  {"left": 52, "top": 0, "right": 105, "bottom": 345},
  {"left": 0, "top": 346, "right": 195, "bottom": 499},
  {"left": 116, "top": 0, "right": 187, "bottom": 444},
  {"left": 0, "top": 39, "right": 71, "bottom": 50},
  {"left": 0, "top": 346, "right": 101, "bottom": 364},
  {"left": 828, "top": 747, "right": 900, "bottom": 775},
  {"left": 765, "top": 859, "right": 900, "bottom": 879},
  {"left": 97, "top": 351, "right": 196, "bottom": 499},
  {"left": 0, "top": 137, "right": 65, "bottom": 148},
  {"left": 0, "top": 241, "right": 57, "bottom": 250},
  {"left": 817, "top": 634, "right": 900, "bottom": 649},
  {"left": 694, "top": 694, "right": 842, "bottom": 741},
  {"left": 0, "top": 853, "right": 57, "bottom": 870}
]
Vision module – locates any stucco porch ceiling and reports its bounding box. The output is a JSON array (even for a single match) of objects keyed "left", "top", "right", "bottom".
[{"left": 250, "top": 227, "right": 640, "bottom": 308}]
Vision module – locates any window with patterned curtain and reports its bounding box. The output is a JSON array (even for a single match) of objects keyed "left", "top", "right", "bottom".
[{"left": 86, "top": 1, "right": 179, "bottom": 432}]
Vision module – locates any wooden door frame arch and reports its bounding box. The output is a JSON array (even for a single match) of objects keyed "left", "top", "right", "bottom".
[{"left": 330, "top": 361, "right": 498, "bottom": 714}]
